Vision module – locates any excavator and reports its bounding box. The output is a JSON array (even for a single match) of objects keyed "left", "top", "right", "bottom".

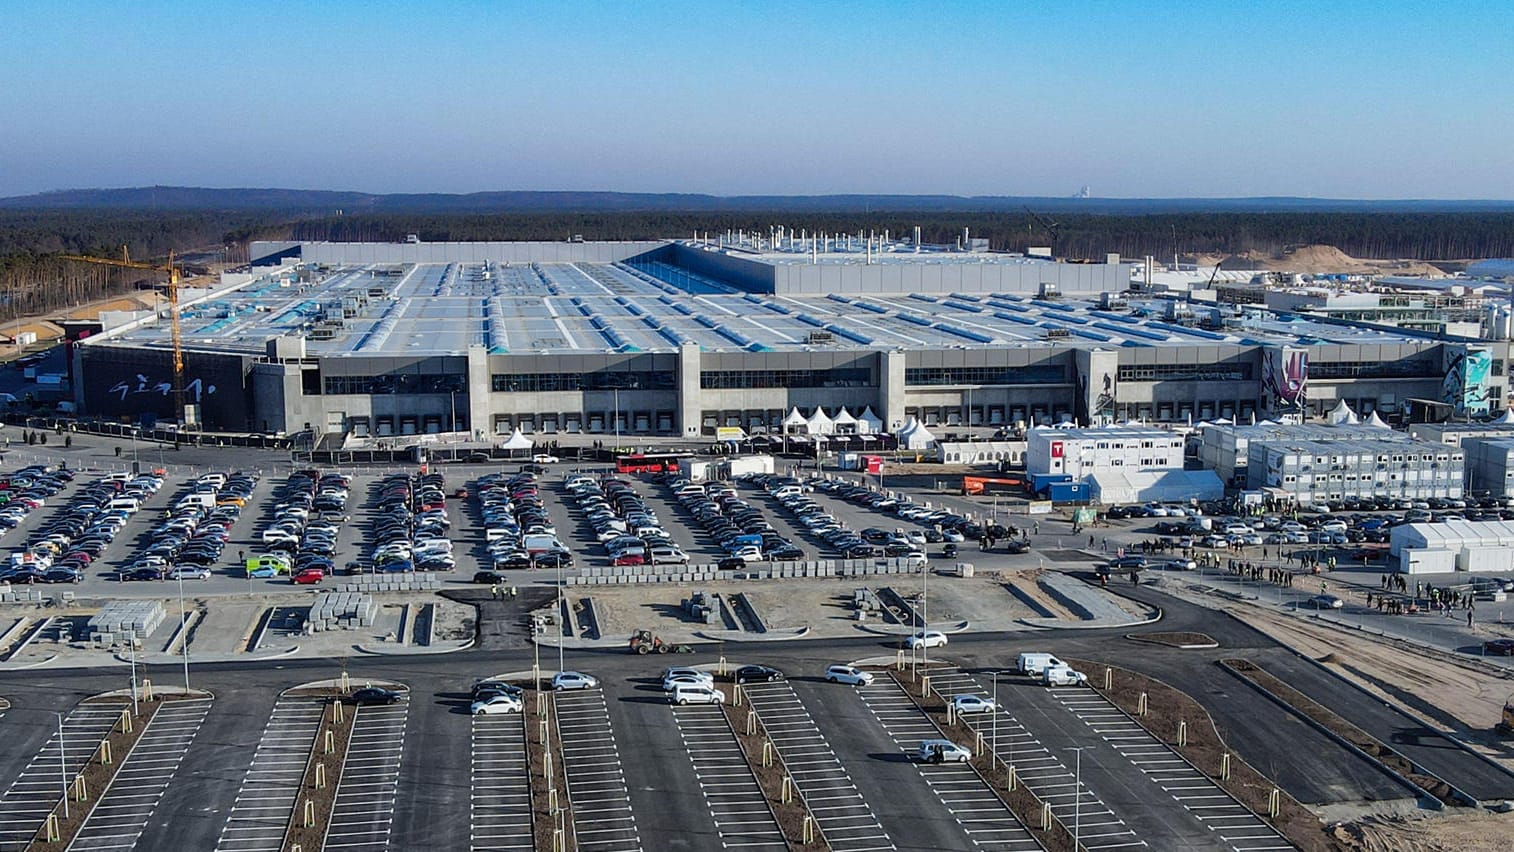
[
  {"left": 628, "top": 629, "right": 692, "bottom": 655},
  {"left": 59, "top": 246, "right": 186, "bottom": 426}
]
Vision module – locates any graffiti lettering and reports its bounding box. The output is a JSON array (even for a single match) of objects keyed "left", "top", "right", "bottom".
[{"left": 105, "top": 375, "right": 217, "bottom": 403}]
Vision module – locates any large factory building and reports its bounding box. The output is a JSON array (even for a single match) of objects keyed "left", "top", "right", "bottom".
[{"left": 71, "top": 238, "right": 1510, "bottom": 442}]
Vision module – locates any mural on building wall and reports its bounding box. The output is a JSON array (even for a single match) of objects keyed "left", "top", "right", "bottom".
[
  {"left": 1442, "top": 345, "right": 1493, "bottom": 416},
  {"left": 1076, "top": 371, "right": 1117, "bottom": 424},
  {"left": 1261, "top": 347, "right": 1308, "bottom": 413}
]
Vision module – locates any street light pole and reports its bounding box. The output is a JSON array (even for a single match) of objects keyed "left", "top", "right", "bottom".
[
  {"left": 557, "top": 555, "right": 565, "bottom": 676},
  {"left": 177, "top": 571, "right": 190, "bottom": 691},
  {"left": 613, "top": 388, "right": 620, "bottom": 452},
  {"left": 55, "top": 712, "right": 68, "bottom": 820}
]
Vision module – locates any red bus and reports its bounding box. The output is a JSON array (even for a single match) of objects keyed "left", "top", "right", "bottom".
[{"left": 615, "top": 453, "right": 692, "bottom": 474}]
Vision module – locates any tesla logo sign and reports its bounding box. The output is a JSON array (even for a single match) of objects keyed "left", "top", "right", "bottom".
[{"left": 1050, "top": 441, "right": 1064, "bottom": 458}]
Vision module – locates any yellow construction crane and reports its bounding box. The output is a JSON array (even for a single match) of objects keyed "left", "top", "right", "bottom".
[{"left": 59, "top": 247, "right": 187, "bottom": 426}]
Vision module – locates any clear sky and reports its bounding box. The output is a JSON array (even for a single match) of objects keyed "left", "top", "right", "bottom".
[{"left": 2, "top": 0, "right": 1510, "bottom": 199}]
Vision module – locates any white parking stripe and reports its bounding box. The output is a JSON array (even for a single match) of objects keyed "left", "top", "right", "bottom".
[
  {"left": 471, "top": 711, "right": 534, "bottom": 851},
  {"left": 553, "top": 689, "right": 642, "bottom": 852},
  {"left": 671, "top": 704, "right": 787, "bottom": 851},
  {"left": 213, "top": 696, "right": 328, "bottom": 852},
  {"left": 0, "top": 700, "right": 129, "bottom": 847},
  {"left": 323, "top": 699, "right": 408, "bottom": 852}
]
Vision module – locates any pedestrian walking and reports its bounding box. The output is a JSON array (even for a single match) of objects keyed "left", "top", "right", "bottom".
[{"left": 1468, "top": 607, "right": 1475, "bottom": 628}]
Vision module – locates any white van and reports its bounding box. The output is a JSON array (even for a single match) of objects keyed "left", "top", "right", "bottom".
[
  {"left": 1042, "top": 665, "right": 1088, "bottom": 687},
  {"left": 649, "top": 546, "right": 689, "bottom": 565},
  {"left": 671, "top": 683, "right": 725, "bottom": 706},
  {"left": 177, "top": 493, "right": 215, "bottom": 510},
  {"left": 107, "top": 497, "right": 141, "bottom": 513},
  {"left": 1017, "top": 653, "right": 1065, "bottom": 676},
  {"left": 523, "top": 534, "right": 567, "bottom": 555}
]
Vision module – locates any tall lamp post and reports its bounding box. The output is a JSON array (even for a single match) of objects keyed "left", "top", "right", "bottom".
[
  {"left": 55, "top": 711, "right": 68, "bottom": 821},
  {"left": 177, "top": 571, "right": 191, "bottom": 690},
  {"left": 1069, "top": 746, "right": 1085, "bottom": 848}
]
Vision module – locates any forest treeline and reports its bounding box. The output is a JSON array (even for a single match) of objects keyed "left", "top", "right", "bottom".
[{"left": 3, "top": 207, "right": 1514, "bottom": 319}]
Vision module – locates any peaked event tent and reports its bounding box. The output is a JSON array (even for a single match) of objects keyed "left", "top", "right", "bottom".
[
  {"left": 897, "top": 417, "right": 938, "bottom": 450},
  {"left": 1329, "top": 400, "right": 1359, "bottom": 425},
  {"left": 806, "top": 408, "right": 835, "bottom": 435},
  {"left": 782, "top": 407, "right": 808, "bottom": 433},
  {"left": 832, "top": 407, "right": 859, "bottom": 433},
  {"left": 500, "top": 428, "right": 534, "bottom": 450},
  {"left": 1365, "top": 411, "right": 1390, "bottom": 428},
  {"left": 857, "top": 407, "right": 884, "bottom": 433}
]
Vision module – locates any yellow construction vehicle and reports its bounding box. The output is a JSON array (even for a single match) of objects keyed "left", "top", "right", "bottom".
[{"left": 59, "top": 247, "right": 186, "bottom": 425}]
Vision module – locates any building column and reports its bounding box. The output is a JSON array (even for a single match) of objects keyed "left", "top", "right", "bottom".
[
  {"left": 466, "top": 345, "right": 490, "bottom": 440},
  {"left": 678, "top": 343, "right": 701, "bottom": 437},
  {"left": 879, "top": 350, "right": 906, "bottom": 431},
  {"left": 1073, "top": 348, "right": 1119, "bottom": 426}
]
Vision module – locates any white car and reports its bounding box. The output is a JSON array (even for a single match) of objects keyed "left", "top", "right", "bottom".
[
  {"left": 531, "top": 454, "right": 560, "bottom": 464},
  {"left": 825, "top": 665, "right": 874, "bottom": 686},
  {"left": 662, "top": 673, "right": 713, "bottom": 692},
  {"left": 551, "top": 671, "right": 599, "bottom": 691},
  {"left": 662, "top": 667, "right": 711, "bottom": 686},
  {"left": 949, "top": 695, "right": 998, "bottom": 714},
  {"left": 471, "top": 693, "right": 524, "bottom": 715},
  {"left": 941, "top": 530, "right": 965, "bottom": 543},
  {"left": 904, "top": 630, "right": 948, "bottom": 650},
  {"left": 917, "top": 739, "right": 971, "bottom": 763},
  {"left": 167, "top": 566, "right": 212, "bottom": 580}
]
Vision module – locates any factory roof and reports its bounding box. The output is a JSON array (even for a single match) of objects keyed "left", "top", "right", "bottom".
[
  {"left": 91, "top": 260, "right": 1440, "bottom": 358},
  {"left": 1028, "top": 424, "right": 1182, "bottom": 442},
  {"left": 1203, "top": 422, "right": 1413, "bottom": 441},
  {"left": 1249, "top": 437, "right": 1457, "bottom": 455}
]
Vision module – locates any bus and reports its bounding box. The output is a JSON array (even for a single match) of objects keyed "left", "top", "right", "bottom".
[{"left": 615, "top": 452, "right": 692, "bottom": 474}]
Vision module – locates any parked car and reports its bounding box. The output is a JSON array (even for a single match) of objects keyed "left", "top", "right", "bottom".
[
  {"left": 551, "top": 671, "right": 599, "bottom": 691},
  {"left": 916, "top": 739, "right": 971, "bottom": 763},
  {"left": 348, "top": 686, "right": 403, "bottom": 706},
  {"left": 470, "top": 693, "right": 524, "bottom": 715},
  {"left": 949, "top": 695, "right": 998, "bottom": 714},
  {"left": 1307, "top": 594, "right": 1344, "bottom": 610},
  {"left": 734, "top": 665, "right": 784, "bottom": 684},
  {"left": 1482, "top": 638, "right": 1514, "bottom": 656},
  {"left": 825, "top": 664, "right": 874, "bottom": 686},
  {"left": 904, "top": 630, "right": 948, "bottom": 650},
  {"left": 167, "top": 566, "right": 212, "bottom": 581}
]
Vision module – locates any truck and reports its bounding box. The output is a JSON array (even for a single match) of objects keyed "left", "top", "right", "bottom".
[
  {"left": 1042, "top": 665, "right": 1088, "bottom": 687},
  {"left": 1017, "top": 652, "right": 1066, "bottom": 676}
]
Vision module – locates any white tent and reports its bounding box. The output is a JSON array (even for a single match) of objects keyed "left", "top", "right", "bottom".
[
  {"left": 1497, "top": 409, "right": 1514, "bottom": 425},
  {"left": 501, "top": 428, "right": 534, "bottom": 450},
  {"left": 782, "top": 407, "right": 808, "bottom": 433},
  {"left": 806, "top": 407, "right": 835, "bottom": 435},
  {"left": 1329, "top": 399, "right": 1359, "bottom": 425},
  {"left": 857, "top": 406, "right": 884, "bottom": 433},
  {"left": 1365, "top": 410, "right": 1390, "bottom": 428},
  {"left": 832, "top": 407, "right": 858, "bottom": 434},
  {"left": 899, "top": 419, "right": 937, "bottom": 451}
]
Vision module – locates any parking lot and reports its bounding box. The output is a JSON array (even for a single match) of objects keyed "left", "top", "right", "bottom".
[
  {"left": 325, "top": 694, "right": 410, "bottom": 851},
  {"left": 68, "top": 695, "right": 212, "bottom": 851},
  {"left": 855, "top": 678, "right": 1042, "bottom": 851},
  {"left": 1050, "top": 688, "right": 1291, "bottom": 851},
  {"left": 213, "top": 694, "right": 329, "bottom": 852},
  {"left": 554, "top": 688, "right": 642, "bottom": 852},
  {"left": 670, "top": 703, "right": 787, "bottom": 851},
  {"left": 739, "top": 679, "right": 895, "bottom": 851},
  {"left": 470, "top": 712, "right": 533, "bottom": 851},
  {"left": 0, "top": 698, "right": 128, "bottom": 848}
]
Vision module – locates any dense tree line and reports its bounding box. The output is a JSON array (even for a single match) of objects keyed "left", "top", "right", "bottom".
[{"left": 288, "top": 211, "right": 1514, "bottom": 262}]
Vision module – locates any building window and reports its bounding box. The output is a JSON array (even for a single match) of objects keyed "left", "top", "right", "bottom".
[
  {"left": 905, "top": 365, "right": 1065, "bottom": 386},
  {"left": 701, "top": 368, "right": 871, "bottom": 390},
  {"left": 324, "top": 374, "right": 467, "bottom": 395},
  {"left": 1308, "top": 358, "right": 1437, "bottom": 379},
  {"left": 1117, "top": 363, "right": 1252, "bottom": 382},
  {"left": 492, "top": 371, "right": 676, "bottom": 393}
]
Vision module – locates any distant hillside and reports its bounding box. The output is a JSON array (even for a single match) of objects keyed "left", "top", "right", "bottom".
[{"left": 5, "top": 185, "right": 1514, "bottom": 215}]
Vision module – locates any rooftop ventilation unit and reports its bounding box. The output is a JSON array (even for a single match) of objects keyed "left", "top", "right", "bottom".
[{"left": 806, "top": 331, "right": 835, "bottom": 344}]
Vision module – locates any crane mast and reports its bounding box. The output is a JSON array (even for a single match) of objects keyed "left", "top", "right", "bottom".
[{"left": 58, "top": 249, "right": 186, "bottom": 426}]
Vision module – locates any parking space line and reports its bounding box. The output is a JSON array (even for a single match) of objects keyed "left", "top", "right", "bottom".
[
  {"left": 1049, "top": 688, "right": 1294, "bottom": 851},
  {"left": 324, "top": 699, "right": 409, "bottom": 852},
  {"left": 0, "top": 701, "right": 128, "bottom": 848},
  {"left": 741, "top": 681, "right": 896, "bottom": 851},
  {"left": 213, "top": 696, "right": 329, "bottom": 852},
  {"left": 670, "top": 704, "right": 787, "bottom": 852},
  {"left": 925, "top": 669, "right": 1147, "bottom": 851},
  {"left": 470, "top": 710, "right": 534, "bottom": 851},
  {"left": 855, "top": 679, "right": 1042, "bottom": 851},
  {"left": 553, "top": 688, "right": 642, "bottom": 852},
  {"left": 68, "top": 697, "right": 213, "bottom": 851}
]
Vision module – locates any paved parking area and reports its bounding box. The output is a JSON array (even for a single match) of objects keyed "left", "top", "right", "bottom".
[
  {"left": 554, "top": 688, "right": 643, "bottom": 852},
  {"left": 925, "top": 669, "right": 1145, "bottom": 851},
  {"left": 1052, "top": 689, "right": 1292, "bottom": 852},
  {"left": 0, "top": 699, "right": 125, "bottom": 848},
  {"left": 325, "top": 696, "right": 410, "bottom": 851},
  {"left": 740, "top": 681, "right": 895, "bottom": 852},
  {"left": 69, "top": 696, "right": 213, "bottom": 850},
  {"left": 670, "top": 703, "right": 787, "bottom": 851},
  {"left": 213, "top": 695, "right": 328, "bottom": 852},
  {"left": 855, "top": 679, "right": 1042, "bottom": 852},
  {"left": 470, "top": 712, "right": 533, "bottom": 851}
]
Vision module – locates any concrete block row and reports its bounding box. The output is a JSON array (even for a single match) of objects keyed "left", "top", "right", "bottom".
[
  {"left": 88, "top": 600, "right": 166, "bottom": 641},
  {"left": 309, "top": 591, "right": 377, "bottom": 632}
]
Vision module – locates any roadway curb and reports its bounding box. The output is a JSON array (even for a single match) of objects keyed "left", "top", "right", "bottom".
[
  {"left": 851, "top": 620, "right": 971, "bottom": 637},
  {"left": 695, "top": 627, "right": 812, "bottom": 643},
  {"left": 352, "top": 636, "right": 476, "bottom": 656}
]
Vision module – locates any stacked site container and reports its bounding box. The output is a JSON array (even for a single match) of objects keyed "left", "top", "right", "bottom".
[
  {"left": 1246, "top": 437, "right": 1463, "bottom": 505},
  {"left": 1463, "top": 437, "right": 1514, "bottom": 498}
]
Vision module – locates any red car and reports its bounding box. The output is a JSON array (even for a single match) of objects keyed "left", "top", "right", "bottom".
[
  {"left": 291, "top": 568, "right": 325, "bottom": 585},
  {"left": 610, "top": 552, "right": 645, "bottom": 567}
]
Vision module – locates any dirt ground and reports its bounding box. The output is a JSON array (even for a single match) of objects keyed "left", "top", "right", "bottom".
[
  {"left": 581, "top": 574, "right": 1042, "bottom": 641},
  {"left": 1223, "top": 606, "right": 1514, "bottom": 850},
  {"left": 1191, "top": 245, "right": 1447, "bottom": 277}
]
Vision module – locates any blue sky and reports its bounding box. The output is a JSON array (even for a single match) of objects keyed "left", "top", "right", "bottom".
[{"left": 1, "top": 0, "right": 1510, "bottom": 198}]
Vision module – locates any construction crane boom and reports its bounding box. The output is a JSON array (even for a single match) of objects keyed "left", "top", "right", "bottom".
[{"left": 59, "top": 249, "right": 186, "bottom": 426}]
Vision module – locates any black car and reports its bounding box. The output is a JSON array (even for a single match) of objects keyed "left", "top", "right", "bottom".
[
  {"left": 716, "top": 556, "right": 748, "bottom": 571},
  {"left": 1005, "top": 539, "right": 1031, "bottom": 554},
  {"left": 1108, "top": 555, "right": 1148, "bottom": 571},
  {"left": 473, "top": 570, "right": 505, "bottom": 585},
  {"left": 122, "top": 566, "right": 164, "bottom": 581},
  {"left": 39, "top": 567, "right": 83, "bottom": 584},
  {"left": 534, "top": 552, "right": 573, "bottom": 569},
  {"left": 348, "top": 687, "right": 403, "bottom": 706},
  {"left": 734, "top": 665, "right": 784, "bottom": 684}
]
